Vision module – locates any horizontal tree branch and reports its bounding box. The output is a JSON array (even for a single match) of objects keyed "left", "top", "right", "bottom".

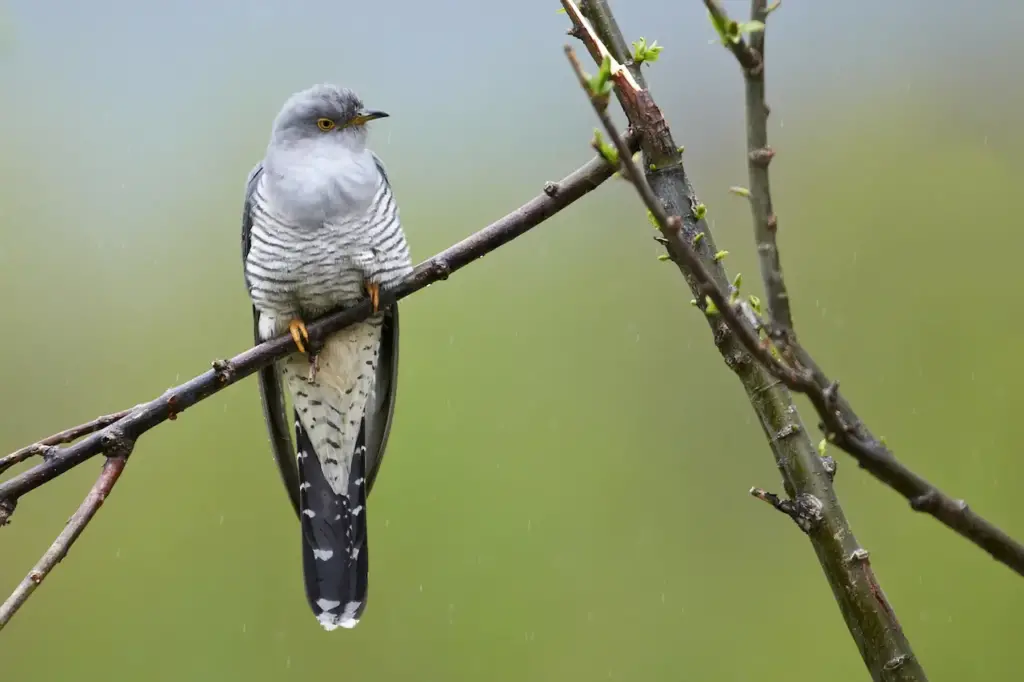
[
  {"left": 703, "top": 0, "right": 791, "bottom": 334},
  {"left": 0, "top": 142, "right": 636, "bottom": 630},
  {"left": 0, "top": 144, "right": 635, "bottom": 506},
  {"left": 706, "top": 0, "right": 1024, "bottom": 578},
  {"left": 0, "top": 411, "right": 130, "bottom": 479},
  {"left": 0, "top": 411, "right": 131, "bottom": 528}
]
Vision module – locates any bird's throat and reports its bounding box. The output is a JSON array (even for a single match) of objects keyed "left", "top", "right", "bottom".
[{"left": 264, "top": 145, "right": 380, "bottom": 223}]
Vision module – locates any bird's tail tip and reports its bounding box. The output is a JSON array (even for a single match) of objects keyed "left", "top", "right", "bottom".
[{"left": 316, "top": 599, "right": 363, "bottom": 631}]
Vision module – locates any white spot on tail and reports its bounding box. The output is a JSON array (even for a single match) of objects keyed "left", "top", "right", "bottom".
[
  {"left": 297, "top": 450, "right": 308, "bottom": 460},
  {"left": 302, "top": 509, "right": 315, "bottom": 518},
  {"left": 351, "top": 547, "right": 361, "bottom": 559},
  {"left": 317, "top": 600, "right": 362, "bottom": 631},
  {"left": 299, "top": 482, "right": 311, "bottom": 490},
  {"left": 340, "top": 601, "right": 361, "bottom": 628},
  {"left": 312, "top": 548, "right": 334, "bottom": 561},
  {"left": 352, "top": 505, "right": 364, "bottom": 516},
  {"left": 354, "top": 478, "right": 364, "bottom": 485},
  {"left": 317, "top": 598, "right": 341, "bottom": 611}
]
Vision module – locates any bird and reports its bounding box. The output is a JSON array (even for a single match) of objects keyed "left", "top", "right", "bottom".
[{"left": 240, "top": 84, "right": 413, "bottom": 631}]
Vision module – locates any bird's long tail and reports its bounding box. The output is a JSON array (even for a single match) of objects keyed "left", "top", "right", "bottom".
[{"left": 295, "top": 412, "right": 370, "bottom": 630}]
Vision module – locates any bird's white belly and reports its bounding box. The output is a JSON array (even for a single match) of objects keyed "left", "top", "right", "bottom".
[{"left": 283, "top": 319, "right": 383, "bottom": 496}]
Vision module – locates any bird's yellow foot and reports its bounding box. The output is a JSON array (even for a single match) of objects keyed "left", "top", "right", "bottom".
[
  {"left": 365, "top": 281, "right": 380, "bottom": 314},
  {"left": 288, "top": 318, "right": 310, "bottom": 355}
]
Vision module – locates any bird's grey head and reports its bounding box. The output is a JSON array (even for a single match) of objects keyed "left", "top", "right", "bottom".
[
  {"left": 269, "top": 84, "right": 388, "bottom": 154},
  {"left": 262, "top": 84, "right": 389, "bottom": 219}
]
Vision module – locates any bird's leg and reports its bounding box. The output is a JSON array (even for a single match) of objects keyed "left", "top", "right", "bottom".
[
  {"left": 306, "top": 349, "right": 322, "bottom": 384},
  {"left": 365, "top": 281, "right": 380, "bottom": 314},
  {"left": 287, "top": 318, "right": 310, "bottom": 355}
]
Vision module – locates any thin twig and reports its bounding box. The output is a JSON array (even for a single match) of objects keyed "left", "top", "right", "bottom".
[
  {"left": 0, "top": 411, "right": 131, "bottom": 477},
  {"left": 749, "top": 487, "right": 822, "bottom": 533},
  {"left": 0, "top": 145, "right": 635, "bottom": 511},
  {"left": 0, "top": 454, "right": 130, "bottom": 632},
  {"left": 706, "top": 0, "right": 1024, "bottom": 577},
  {"left": 704, "top": 0, "right": 789, "bottom": 334},
  {"left": 704, "top": 0, "right": 766, "bottom": 76},
  {"left": 561, "top": 1, "right": 927, "bottom": 678}
]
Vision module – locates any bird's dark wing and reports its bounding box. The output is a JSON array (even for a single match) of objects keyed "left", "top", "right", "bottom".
[
  {"left": 364, "top": 305, "right": 400, "bottom": 494},
  {"left": 363, "top": 151, "right": 402, "bottom": 495},
  {"left": 242, "top": 162, "right": 302, "bottom": 517},
  {"left": 369, "top": 151, "right": 391, "bottom": 185}
]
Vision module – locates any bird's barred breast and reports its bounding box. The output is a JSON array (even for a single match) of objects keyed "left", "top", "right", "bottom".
[{"left": 245, "top": 176, "right": 412, "bottom": 319}]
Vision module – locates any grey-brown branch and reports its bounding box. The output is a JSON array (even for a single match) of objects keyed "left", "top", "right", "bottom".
[
  {"left": 0, "top": 411, "right": 130, "bottom": 479},
  {"left": 0, "top": 410, "right": 131, "bottom": 529},
  {"left": 0, "top": 454, "right": 130, "bottom": 631},
  {"left": 705, "top": 0, "right": 1024, "bottom": 578},
  {"left": 0, "top": 145, "right": 634, "bottom": 631},
  {"left": 704, "top": 0, "right": 793, "bottom": 336},
  {"left": 561, "top": 0, "right": 927, "bottom": 679}
]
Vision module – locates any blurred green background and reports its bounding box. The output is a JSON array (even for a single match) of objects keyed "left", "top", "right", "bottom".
[{"left": 2, "top": 1, "right": 1023, "bottom": 680}]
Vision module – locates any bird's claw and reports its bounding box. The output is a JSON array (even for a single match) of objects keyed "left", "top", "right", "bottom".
[
  {"left": 287, "top": 318, "right": 321, "bottom": 382},
  {"left": 288, "top": 318, "right": 310, "bottom": 355},
  {"left": 365, "top": 281, "right": 380, "bottom": 314}
]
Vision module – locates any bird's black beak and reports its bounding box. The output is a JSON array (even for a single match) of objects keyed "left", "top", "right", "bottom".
[{"left": 351, "top": 110, "right": 389, "bottom": 126}]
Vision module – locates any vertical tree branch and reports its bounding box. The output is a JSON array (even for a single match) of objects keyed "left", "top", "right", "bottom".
[
  {"left": 579, "top": 0, "right": 646, "bottom": 87},
  {"left": 703, "top": 0, "right": 1024, "bottom": 574},
  {"left": 562, "top": 1, "right": 928, "bottom": 678},
  {"left": 739, "top": 0, "right": 794, "bottom": 337}
]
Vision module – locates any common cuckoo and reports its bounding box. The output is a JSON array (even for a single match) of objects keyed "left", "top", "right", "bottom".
[{"left": 241, "top": 84, "right": 413, "bottom": 630}]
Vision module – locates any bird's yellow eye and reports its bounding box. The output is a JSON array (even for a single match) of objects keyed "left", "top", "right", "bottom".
[{"left": 316, "top": 118, "right": 336, "bottom": 131}]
